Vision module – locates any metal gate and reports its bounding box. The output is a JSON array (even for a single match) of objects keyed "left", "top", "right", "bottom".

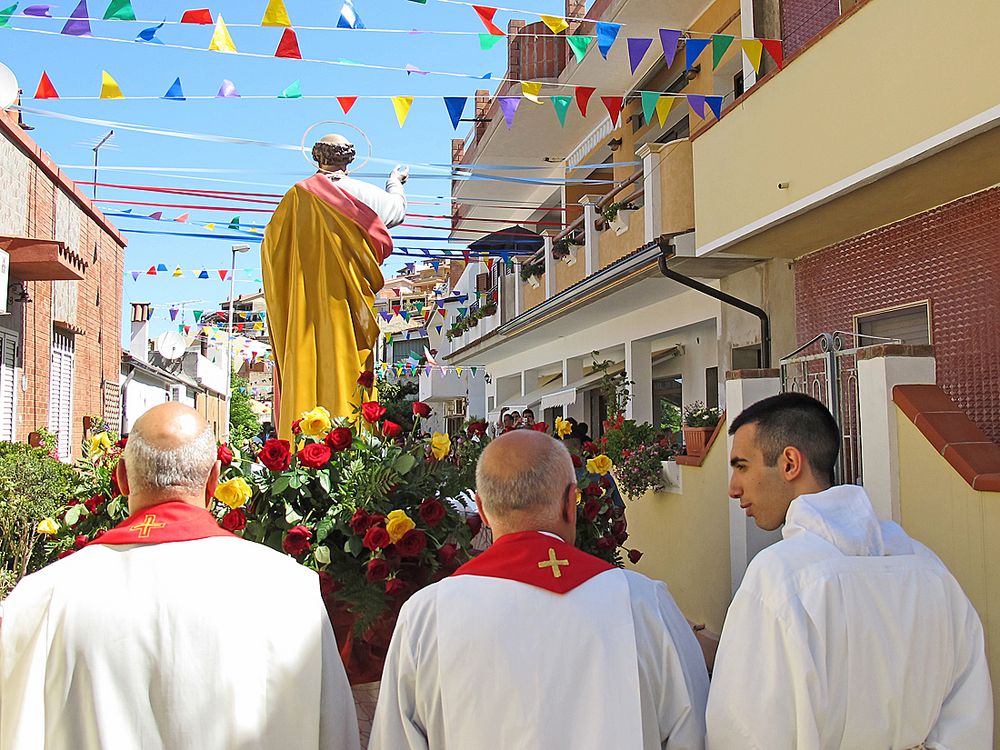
[{"left": 780, "top": 332, "right": 896, "bottom": 485}]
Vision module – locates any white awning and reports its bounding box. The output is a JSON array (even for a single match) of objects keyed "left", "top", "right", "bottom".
[{"left": 498, "top": 375, "right": 565, "bottom": 412}]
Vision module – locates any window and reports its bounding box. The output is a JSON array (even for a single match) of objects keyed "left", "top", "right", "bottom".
[
  {"left": 733, "top": 70, "right": 745, "bottom": 99},
  {"left": 390, "top": 337, "right": 429, "bottom": 363},
  {"left": 49, "top": 330, "right": 76, "bottom": 460},
  {"left": 856, "top": 303, "right": 931, "bottom": 345},
  {"left": 705, "top": 367, "right": 719, "bottom": 410},
  {"left": 0, "top": 329, "right": 18, "bottom": 442}
]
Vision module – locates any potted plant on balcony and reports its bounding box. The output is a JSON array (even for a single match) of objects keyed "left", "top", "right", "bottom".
[
  {"left": 519, "top": 259, "right": 545, "bottom": 288},
  {"left": 681, "top": 402, "right": 722, "bottom": 459},
  {"left": 601, "top": 202, "right": 638, "bottom": 236}
]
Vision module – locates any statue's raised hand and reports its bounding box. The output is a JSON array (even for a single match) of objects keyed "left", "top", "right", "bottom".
[{"left": 390, "top": 165, "right": 410, "bottom": 185}]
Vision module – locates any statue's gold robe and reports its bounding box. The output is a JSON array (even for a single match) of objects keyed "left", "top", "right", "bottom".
[{"left": 262, "top": 174, "right": 393, "bottom": 439}]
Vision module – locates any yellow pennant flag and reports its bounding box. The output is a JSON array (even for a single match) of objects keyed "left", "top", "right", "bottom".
[
  {"left": 521, "top": 81, "right": 544, "bottom": 104},
  {"left": 655, "top": 96, "right": 676, "bottom": 127},
  {"left": 261, "top": 0, "right": 291, "bottom": 27},
  {"left": 172, "top": 266, "right": 184, "bottom": 277},
  {"left": 391, "top": 96, "right": 414, "bottom": 127},
  {"left": 539, "top": 14, "right": 568, "bottom": 34},
  {"left": 456, "top": 367, "right": 463, "bottom": 376},
  {"left": 100, "top": 71, "right": 124, "bottom": 99},
  {"left": 204, "top": 223, "right": 216, "bottom": 230},
  {"left": 209, "top": 14, "right": 237, "bottom": 53},
  {"left": 741, "top": 39, "right": 763, "bottom": 74},
  {"left": 253, "top": 322, "right": 264, "bottom": 330}
]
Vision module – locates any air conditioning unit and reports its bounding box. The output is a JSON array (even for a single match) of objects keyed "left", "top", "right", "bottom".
[
  {"left": 444, "top": 398, "right": 467, "bottom": 417},
  {"left": 169, "top": 384, "right": 185, "bottom": 402}
]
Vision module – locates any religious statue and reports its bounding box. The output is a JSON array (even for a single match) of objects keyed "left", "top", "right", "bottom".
[{"left": 262, "top": 132, "right": 408, "bottom": 439}]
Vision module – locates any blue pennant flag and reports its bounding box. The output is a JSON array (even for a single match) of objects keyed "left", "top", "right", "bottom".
[
  {"left": 706, "top": 95, "right": 724, "bottom": 119},
  {"left": 685, "top": 37, "right": 711, "bottom": 70},
  {"left": 337, "top": 0, "right": 364, "bottom": 29},
  {"left": 596, "top": 22, "right": 621, "bottom": 59},
  {"left": 136, "top": 20, "right": 164, "bottom": 43},
  {"left": 444, "top": 97, "right": 467, "bottom": 130},
  {"left": 163, "top": 77, "right": 185, "bottom": 101}
]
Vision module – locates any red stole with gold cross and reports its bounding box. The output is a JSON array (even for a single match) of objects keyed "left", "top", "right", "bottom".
[
  {"left": 91, "top": 501, "right": 235, "bottom": 546},
  {"left": 452, "top": 530, "right": 614, "bottom": 594}
]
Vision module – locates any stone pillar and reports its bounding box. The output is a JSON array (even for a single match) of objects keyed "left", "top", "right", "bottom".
[
  {"left": 542, "top": 231, "right": 556, "bottom": 300},
  {"left": 856, "top": 344, "right": 936, "bottom": 522},
  {"left": 625, "top": 338, "right": 653, "bottom": 424},
  {"left": 580, "top": 194, "right": 602, "bottom": 276},
  {"left": 724, "top": 368, "right": 782, "bottom": 594},
  {"left": 636, "top": 142, "right": 667, "bottom": 242},
  {"left": 513, "top": 260, "right": 523, "bottom": 317}
]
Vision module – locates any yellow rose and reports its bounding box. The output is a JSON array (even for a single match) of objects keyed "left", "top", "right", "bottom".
[
  {"left": 575, "top": 488, "right": 583, "bottom": 505},
  {"left": 430, "top": 432, "right": 451, "bottom": 461},
  {"left": 299, "top": 406, "right": 332, "bottom": 439},
  {"left": 37, "top": 517, "right": 59, "bottom": 535},
  {"left": 88, "top": 432, "right": 113, "bottom": 457},
  {"left": 386, "top": 509, "right": 416, "bottom": 543},
  {"left": 214, "top": 477, "right": 252, "bottom": 509},
  {"left": 554, "top": 417, "right": 573, "bottom": 439},
  {"left": 586, "top": 454, "right": 613, "bottom": 476}
]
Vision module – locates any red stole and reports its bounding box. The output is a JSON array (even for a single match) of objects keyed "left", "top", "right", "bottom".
[
  {"left": 452, "top": 531, "right": 615, "bottom": 594},
  {"left": 298, "top": 173, "right": 394, "bottom": 263},
  {"left": 91, "top": 501, "right": 235, "bottom": 546}
]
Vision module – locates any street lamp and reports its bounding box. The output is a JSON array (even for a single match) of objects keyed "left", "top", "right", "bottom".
[
  {"left": 224, "top": 243, "right": 251, "bottom": 441},
  {"left": 92, "top": 130, "right": 114, "bottom": 200}
]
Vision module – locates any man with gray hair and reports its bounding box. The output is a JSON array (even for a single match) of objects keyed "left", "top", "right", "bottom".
[
  {"left": 370, "top": 430, "right": 709, "bottom": 749},
  {"left": 0, "top": 403, "right": 360, "bottom": 750}
]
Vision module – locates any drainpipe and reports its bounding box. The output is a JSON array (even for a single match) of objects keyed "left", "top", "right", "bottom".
[{"left": 653, "top": 235, "right": 772, "bottom": 369}]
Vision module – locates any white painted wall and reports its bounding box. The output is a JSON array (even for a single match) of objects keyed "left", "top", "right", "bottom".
[{"left": 122, "top": 372, "right": 170, "bottom": 434}]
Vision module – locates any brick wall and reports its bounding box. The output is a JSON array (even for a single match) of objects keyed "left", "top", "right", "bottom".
[
  {"left": 795, "top": 186, "right": 1000, "bottom": 443},
  {"left": 780, "top": 0, "right": 841, "bottom": 56}
]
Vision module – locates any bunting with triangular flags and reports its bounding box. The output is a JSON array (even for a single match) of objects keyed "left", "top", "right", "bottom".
[
  {"left": 163, "top": 77, "right": 185, "bottom": 101},
  {"left": 473, "top": 5, "right": 504, "bottom": 35},
  {"left": 100, "top": 71, "right": 124, "bottom": 99},
  {"left": 391, "top": 96, "right": 413, "bottom": 127},
  {"left": 640, "top": 91, "right": 659, "bottom": 125},
  {"left": 103, "top": 0, "right": 134, "bottom": 21},
  {"left": 279, "top": 80, "right": 302, "bottom": 99},
  {"left": 260, "top": 0, "right": 290, "bottom": 26},
  {"left": 498, "top": 96, "right": 519, "bottom": 128},
  {"left": 761, "top": 39, "right": 783, "bottom": 69},
  {"left": 521, "top": 81, "right": 543, "bottom": 105},
  {"left": 712, "top": 34, "right": 735, "bottom": 69},
  {"left": 685, "top": 37, "right": 711, "bottom": 70},
  {"left": 575, "top": 86, "right": 595, "bottom": 117},
  {"left": 61, "top": 0, "right": 91, "bottom": 36},
  {"left": 601, "top": 96, "right": 624, "bottom": 127},
  {"left": 566, "top": 35, "right": 593, "bottom": 63},
  {"left": 34, "top": 71, "right": 58, "bottom": 99},
  {"left": 627, "top": 37, "right": 653, "bottom": 74},
  {"left": 208, "top": 14, "right": 236, "bottom": 53},
  {"left": 274, "top": 28, "right": 301, "bottom": 58},
  {"left": 444, "top": 97, "right": 467, "bottom": 130},
  {"left": 478, "top": 32, "right": 503, "bottom": 50},
  {"left": 741, "top": 39, "right": 763, "bottom": 74},
  {"left": 540, "top": 14, "right": 567, "bottom": 34},
  {"left": 655, "top": 95, "right": 676, "bottom": 127},
  {"left": 596, "top": 22, "right": 620, "bottom": 59},
  {"left": 551, "top": 95, "right": 573, "bottom": 127}
]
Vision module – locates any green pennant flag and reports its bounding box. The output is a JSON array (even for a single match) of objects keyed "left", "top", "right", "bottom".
[
  {"left": 193, "top": 310, "right": 203, "bottom": 322},
  {"left": 641, "top": 91, "right": 660, "bottom": 125},
  {"left": 278, "top": 80, "right": 302, "bottom": 99},
  {"left": 551, "top": 95, "right": 573, "bottom": 127},
  {"left": 0, "top": 3, "right": 17, "bottom": 27},
  {"left": 712, "top": 34, "right": 735, "bottom": 69},
  {"left": 471, "top": 367, "right": 478, "bottom": 377},
  {"left": 566, "top": 35, "right": 594, "bottom": 63},
  {"left": 103, "top": 0, "right": 135, "bottom": 20},
  {"left": 479, "top": 33, "right": 503, "bottom": 51},
  {"left": 228, "top": 216, "right": 240, "bottom": 230}
]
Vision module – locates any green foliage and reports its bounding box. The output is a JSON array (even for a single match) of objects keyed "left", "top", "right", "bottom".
[
  {"left": 614, "top": 444, "right": 667, "bottom": 499},
  {"left": 0, "top": 442, "right": 77, "bottom": 596},
  {"left": 592, "top": 351, "right": 632, "bottom": 420},
  {"left": 601, "top": 416, "right": 659, "bottom": 466},
  {"left": 683, "top": 401, "right": 722, "bottom": 428},
  {"left": 229, "top": 372, "right": 261, "bottom": 449},
  {"left": 659, "top": 400, "right": 683, "bottom": 434},
  {"left": 377, "top": 376, "right": 418, "bottom": 432}
]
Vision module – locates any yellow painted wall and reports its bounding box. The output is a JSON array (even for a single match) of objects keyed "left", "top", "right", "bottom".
[
  {"left": 658, "top": 139, "right": 695, "bottom": 234},
  {"left": 624, "top": 436, "right": 732, "bottom": 633},
  {"left": 554, "top": 247, "right": 586, "bottom": 293},
  {"left": 521, "top": 274, "right": 545, "bottom": 312},
  {"left": 896, "top": 412, "right": 1000, "bottom": 747},
  {"left": 598, "top": 210, "right": 645, "bottom": 270},
  {"left": 693, "top": 0, "right": 1000, "bottom": 249}
]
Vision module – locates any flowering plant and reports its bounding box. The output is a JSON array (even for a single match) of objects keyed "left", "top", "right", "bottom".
[{"left": 682, "top": 401, "right": 722, "bottom": 428}]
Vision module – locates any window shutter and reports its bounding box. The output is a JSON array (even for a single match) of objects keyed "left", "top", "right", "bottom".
[
  {"left": 0, "top": 330, "right": 18, "bottom": 442},
  {"left": 49, "top": 331, "right": 75, "bottom": 460}
]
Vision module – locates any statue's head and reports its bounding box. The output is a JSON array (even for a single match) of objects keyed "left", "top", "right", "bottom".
[{"left": 312, "top": 134, "right": 356, "bottom": 172}]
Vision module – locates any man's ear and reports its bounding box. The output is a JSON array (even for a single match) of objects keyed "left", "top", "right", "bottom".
[
  {"left": 204, "top": 460, "right": 221, "bottom": 508},
  {"left": 475, "top": 494, "right": 491, "bottom": 528},
  {"left": 116, "top": 458, "right": 130, "bottom": 497},
  {"left": 780, "top": 446, "right": 807, "bottom": 482},
  {"left": 561, "top": 482, "right": 578, "bottom": 524}
]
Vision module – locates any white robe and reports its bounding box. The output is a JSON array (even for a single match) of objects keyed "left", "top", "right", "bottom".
[
  {"left": 324, "top": 172, "right": 407, "bottom": 230},
  {"left": 0, "top": 537, "right": 360, "bottom": 750},
  {"left": 706, "top": 485, "right": 993, "bottom": 749},
  {"left": 370, "top": 564, "right": 709, "bottom": 749}
]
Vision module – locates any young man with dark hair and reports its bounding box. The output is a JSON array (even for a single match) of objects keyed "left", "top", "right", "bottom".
[{"left": 707, "top": 392, "right": 992, "bottom": 749}]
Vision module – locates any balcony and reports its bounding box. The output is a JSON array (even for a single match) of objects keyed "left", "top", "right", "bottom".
[{"left": 692, "top": 0, "right": 1000, "bottom": 259}]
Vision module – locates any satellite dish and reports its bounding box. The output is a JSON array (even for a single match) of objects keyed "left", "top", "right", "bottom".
[
  {"left": 155, "top": 331, "right": 187, "bottom": 360},
  {"left": 0, "top": 63, "right": 18, "bottom": 110}
]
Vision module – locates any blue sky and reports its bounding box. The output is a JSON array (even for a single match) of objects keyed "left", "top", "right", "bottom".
[{"left": 1, "top": 0, "right": 569, "bottom": 341}]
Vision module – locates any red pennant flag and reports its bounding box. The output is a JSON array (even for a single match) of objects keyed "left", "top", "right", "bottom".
[
  {"left": 438, "top": 308, "right": 447, "bottom": 317},
  {"left": 274, "top": 27, "right": 301, "bottom": 59},
  {"left": 236, "top": 324, "right": 245, "bottom": 332},
  {"left": 175, "top": 212, "right": 189, "bottom": 222},
  {"left": 601, "top": 96, "right": 624, "bottom": 126},
  {"left": 146, "top": 266, "right": 157, "bottom": 275},
  {"left": 184, "top": 326, "right": 191, "bottom": 334},
  {"left": 34, "top": 71, "right": 59, "bottom": 100},
  {"left": 485, "top": 258, "right": 494, "bottom": 271},
  {"left": 218, "top": 269, "right": 228, "bottom": 280},
  {"left": 491, "top": 291, "right": 498, "bottom": 301},
  {"left": 575, "top": 86, "right": 595, "bottom": 117},
  {"left": 761, "top": 39, "right": 783, "bottom": 69},
  {"left": 392, "top": 305, "right": 401, "bottom": 314},
  {"left": 180, "top": 8, "right": 213, "bottom": 24},
  {"left": 473, "top": 5, "right": 505, "bottom": 36},
  {"left": 337, "top": 96, "right": 358, "bottom": 114}
]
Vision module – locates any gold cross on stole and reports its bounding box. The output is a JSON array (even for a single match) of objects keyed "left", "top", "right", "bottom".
[
  {"left": 537, "top": 547, "right": 570, "bottom": 578},
  {"left": 130, "top": 514, "right": 167, "bottom": 538}
]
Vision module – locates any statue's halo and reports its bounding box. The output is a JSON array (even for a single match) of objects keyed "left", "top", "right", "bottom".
[{"left": 300, "top": 120, "right": 373, "bottom": 174}]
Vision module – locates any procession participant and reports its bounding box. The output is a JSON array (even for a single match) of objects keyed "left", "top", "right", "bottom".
[
  {"left": 707, "top": 392, "right": 992, "bottom": 749},
  {"left": 262, "top": 131, "right": 409, "bottom": 438},
  {"left": 370, "top": 430, "right": 709, "bottom": 749},
  {"left": 0, "top": 403, "right": 360, "bottom": 750}
]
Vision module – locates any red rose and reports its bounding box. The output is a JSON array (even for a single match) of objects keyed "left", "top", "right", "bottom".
[
  {"left": 418, "top": 498, "right": 446, "bottom": 527},
  {"left": 437, "top": 543, "right": 459, "bottom": 567},
  {"left": 57, "top": 549, "right": 75, "bottom": 560},
  {"left": 611, "top": 517, "right": 627, "bottom": 536},
  {"left": 325, "top": 427, "right": 352, "bottom": 452},
  {"left": 318, "top": 571, "right": 340, "bottom": 596},
  {"left": 282, "top": 525, "right": 312, "bottom": 556},
  {"left": 412, "top": 401, "right": 431, "bottom": 419},
  {"left": 385, "top": 577, "right": 406, "bottom": 596},
  {"left": 84, "top": 495, "right": 105, "bottom": 514},
  {"left": 467, "top": 421, "right": 487, "bottom": 437},
  {"left": 382, "top": 420, "right": 403, "bottom": 439},
  {"left": 600, "top": 476, "right": 611, "bottom": 489},
  {"left": 467, "top": 513, "right": 483, "bottom": 536},
  {"left": 259, "top": 439, "right": 292, "bottom": 471},
  {"left": 395, "top": 529, "right": 427, "bottom": 558},
  {"left": 222, "top": 508, "right": 247, "bottom": 532},
  {"left": 583, "top": 441, "right": 599, "bottom": 455},
  {"left": 584, "top": 484, "right": 602, "bottom": 497},
  {"left": 366, "top": 558, "right": 391, "bottom": 582},
  {"left": 361, "top": 401, "right": 387, "bottom": 423},
  {"left": 531, "top": 422, "right": 548, "bottom": 432},
  {"left": 596, "top": 535, "right": 616, "bottom": 551},
  {"left": 369, "top": 513, "right": 387, "bottom": 527},
  {"left": 115, "top": 437, "right": 128, "bottom": 449},
  {"left": 291, "top": 419, "right": 302, "bottom": 435},
  {"left": 74, "top": 535, "right": 89, "bottom": 549},
  {"left": 582, "top": 499, "right": 601, "bottom": 521},
  {"left": 571, "top": 454, "right": 583, "bottom": 468},
  {"left": 298, "top": 442, "right": 332, "bottom": 469},
  {"left": 357, "top": 370, "right": 375, "bottom": 389},
  {"left": 363, "top": 525, "right": 391, "bottom": 551},
  {"left": 628, "top": 549, "right": 643, "bottom": 564},
  {"left": 349, "top": 508, "right": 371, "bottom": 535},
  {"left": 217, "top": 443, "right": 234, "bottom": 467}
]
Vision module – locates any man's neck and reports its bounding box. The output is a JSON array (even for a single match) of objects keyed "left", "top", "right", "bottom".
[{"left": 128, "top": 496, "right": 205, "bottom": 516}]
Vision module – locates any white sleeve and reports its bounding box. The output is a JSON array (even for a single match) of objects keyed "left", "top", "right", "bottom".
[
  {"left": 369, "top": 605, "right": 430, "bottom": 750},
  {"left": 318, "top": 602, "right": 362, "bottom": 750},
  {"left": 379, "top": 175, "right": 407, "bottom": 229}
]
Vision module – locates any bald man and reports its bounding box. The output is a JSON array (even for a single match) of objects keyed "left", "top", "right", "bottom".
[
  {"left": 370, "top": 431, "right": 709, "bottom": 749},
  {"left": 0, "top": 404, "right": 360, "bottom": 750}
]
